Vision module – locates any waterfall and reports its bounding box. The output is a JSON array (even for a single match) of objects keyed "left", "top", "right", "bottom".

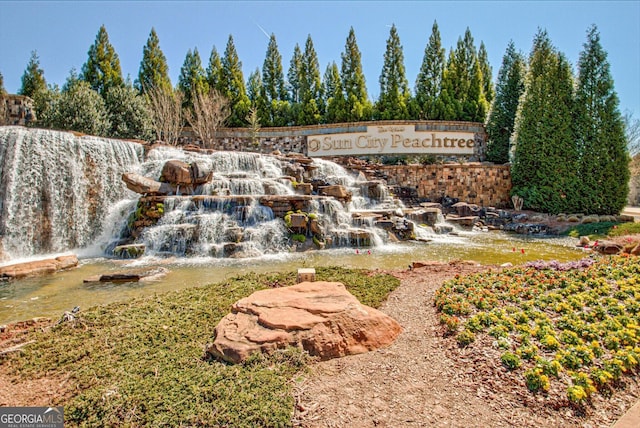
[
  {"left": 0, "top": 128, "right": 441, "bottom": 261},
  {"left": 0, "top": 127, "right": 143, "bottom": 259}
]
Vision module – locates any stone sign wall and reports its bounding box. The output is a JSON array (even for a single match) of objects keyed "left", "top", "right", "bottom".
[
  {"left": 187, "top": 120, "right": 487, "bottom": 160},
  {"left": 378, "top": 163, "right": 512, "bottom": 208}
]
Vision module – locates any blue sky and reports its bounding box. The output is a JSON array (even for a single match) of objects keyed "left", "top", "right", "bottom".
[{"left": 1, "top": 1, "right": 639, "bottom": 118}]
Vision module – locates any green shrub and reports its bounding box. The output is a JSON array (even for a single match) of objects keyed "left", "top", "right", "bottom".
[{"left": 501, "top": 352, "right": 522, "bottom": 370}]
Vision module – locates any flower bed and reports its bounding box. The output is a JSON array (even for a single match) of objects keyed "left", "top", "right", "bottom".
[{"left": 435, "top": 256, "right": 640, "bottom": 408}]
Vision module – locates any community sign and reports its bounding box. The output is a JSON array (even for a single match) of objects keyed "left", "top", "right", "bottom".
[{"left": 306, "top": 124, "right": 477, "bottom": 157}]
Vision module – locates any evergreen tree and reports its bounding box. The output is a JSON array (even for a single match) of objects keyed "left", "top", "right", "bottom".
[
  {"left": 0, "top": 71, "right": 6, "bottom": 95},
  {"left": 298, "top": 35, "right": 323, "bottom": 125},
  {"left": 511, "top": 29, "right": 578, "bottom": 213},
  {"left": 574, "top": 24, "right": 630, "bottom": 214},
  {"left": 287, "top": 43, "right": 303, "bottom": 105},
  {"left": 136, "top": 28, "right": 171, "bottom": 94},
  {"left": 81, "top": 25, "right": 124, "bottom": 97},
  {"left": 247, "top": 68, "right": 263, "bottom": 105},
  {"left": 219, "top": 35, "right": 250, "bottom": 127},
  {"left": 206, "top": 46, "right": 222, "bottom": 91},
  {"left": 178, "top": 47, "right": 208, "bottom": 110},
  {"left": 261, "top": 34, "right": 289, "bottom": 126},
  {"left": 287, "top": 44, "right": 303, "bottom": 124},
  {"left": 465, "top": 58, "right": 489, "bottom": 122},
  {"left": 485, "top": 41, "right": 526, "bottom": 164},
  {"left": 477, "top": 42, "right": 495, "bottom": 105},
  {"left": 375, "top": 24, "right": 410, "bottom": 120},
  {"left": 105, "top": 81, "right": 153, "bottom": 140},
  {"left": 340, "top": 27, "right": 372, "bottom": 121},
  {"left": 323, "top": 62, "right": 347, "bottom": 123},
  {"left": 19, "top": 51, "right": 47, "bottom": 98},
  {"left": 247, "top": 67, "right": 268, "bottom": 125},
  {"left": 53, "top": 73, "right": 111, "bottom": 135},
  {"left": 414, "top": 21, "right": 445, "bottom": 119},
  {"left": 31, "top": 84, "right": 61, "bottom": 129},
  {"left": 438, "top": 49, "right": 462, "bottom": 120}
]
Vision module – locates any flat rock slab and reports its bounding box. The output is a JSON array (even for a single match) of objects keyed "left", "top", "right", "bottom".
[
  {"left": 0, "top": 255, "right": 78, "bottom": 280},
  {"left": 207, "top": 281, "right": 402, "bottom": 364}
]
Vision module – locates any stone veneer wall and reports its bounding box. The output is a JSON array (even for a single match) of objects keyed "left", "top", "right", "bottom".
[{"left": 379, "top": 163, "right": 512, "bottom": 208}]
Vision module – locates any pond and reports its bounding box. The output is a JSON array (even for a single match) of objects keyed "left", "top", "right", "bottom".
[{"left": 0, "top": 231, "right": 586, "bottom": 325}]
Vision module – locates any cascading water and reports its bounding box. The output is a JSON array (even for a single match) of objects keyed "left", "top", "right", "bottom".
[
  {"left": 0, "top": 127, "right": 144, "bottom": 260},
  {"left": 114, "top": 146, "right": 414, "bottom": 258}
]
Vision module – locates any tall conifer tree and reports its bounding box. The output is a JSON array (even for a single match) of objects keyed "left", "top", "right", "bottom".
[
  {"left": 414, "top": 21, "right": 445, "bottom": 119},
  {"left": 574, "top": 24, "right": 629, "bottom": 214},
  {"left": 511, "top": 29, "right": 578, "bottom": 213},
  {"left": 485, "top": 41, "right": 526, "bottom": 163},
  {"left": 136, "top": 28, "right": 171, "bottom": 94},
  {"left": 219, "top": 35, "right": 250, "bottom": 127},
  {"left": 287, "top": 44, "right": 303, "bottom": 104},
  {"left": 81, "top": 25, "right": 124, "bottom": 97},
  {"left": 340, "top": 27, "right": 372, "bottom": 121},
  {"left": 477, "top": 42, "right": 494, "bottom": 105},
  {"left": 261, "top": 34, "right": 289, "bottom": 126},
  {"left": 206, "top": 47, "right": 222, "bottom": 91},
  {"left": 376, "top": 24, "right": 411, "bottom": 120},
  {"left": 19, "top": 51, "right": 47, "bottom": 98},
  {"left": 323, "top": 62, "right": 347, "bottom": 123},
  {"left": 298, "top": 35, "right": 323, "bottom": 125},
  {"left": 178, "top": 47, "right": 208, "bottom": 110}
]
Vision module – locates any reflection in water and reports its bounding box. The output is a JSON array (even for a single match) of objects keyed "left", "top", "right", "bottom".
[{"left": 0, "top": 231, "right": 585, "bottom": 324}]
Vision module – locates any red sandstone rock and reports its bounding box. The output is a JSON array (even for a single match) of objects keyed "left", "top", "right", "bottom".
[
  {"left": 161, "top": 160, "right": 192, "bottom": 185},
  {"left": 207, "top": 281, "right": 402, "bottom": 364},
  {"left": 0, "top": 255, "right": 79, "bottom": 280}
]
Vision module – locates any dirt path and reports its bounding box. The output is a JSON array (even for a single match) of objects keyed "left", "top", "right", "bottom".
[{"left": 294, "top": 262, "right": 640, "bottom": 428}]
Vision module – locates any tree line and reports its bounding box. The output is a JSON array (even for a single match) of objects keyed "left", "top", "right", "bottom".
[
  {"left": 6, "top": 22, "right": 493, "bottom": 141},
  {"left": 1, "top": 23, "right": 633, "bottom": 215}
]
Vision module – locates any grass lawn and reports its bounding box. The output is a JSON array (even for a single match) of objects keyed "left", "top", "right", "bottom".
[{"left": 3, "top": 267, "right": 400, "bottom": 427}]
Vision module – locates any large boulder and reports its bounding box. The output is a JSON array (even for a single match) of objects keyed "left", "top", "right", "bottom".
[
  {"left": 161, "top": 160, "right": 192, "bottom": 185},
  {"left": 207, "top": 281, "right": 402, "bottom": 364}
]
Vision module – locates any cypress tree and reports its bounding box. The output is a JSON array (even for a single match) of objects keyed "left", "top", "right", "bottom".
[
  {"left": 340, "top": 27, "right": 372, "bottom": 121},
  {"left": 206, "top": 46, "right": 222, "bottom": 91},
  {"left": 19, "top": 51, "right": 47, "bottom": 98},
  {"left": 438, "top": 49, "right": 462, "bottom": 120},
  {"left": 323, "top": 62, "right": 347, "bottom": 123},
  {"left": 261, "top": 34, "right": 289, "bottom": 126},
  {"left": 219, "top": 35, "right": 250, "bottom": 127},
  {"left": 477, "top": 42, "right": 494, "bottom": 105},
  {"left": 81, "top": 25, "right": 124, "bottom": 97},
  {"left": 414, "top": 21, "right": 445, "bottom": 120},
  {"left": 287, "top": 44, "right": 303, "bottom": 104},
  {"left": 511, "top": 29, "right": 578, "bottom": 213},
  {"left": 376, "top": 24, "right": 411, "bottom": 120},
  {"left": 574, "top": 24, "right": 630, "bottom": 214},
  {"left": 485, "top": 41, "right": 526, "bottom": 164},
  {"left": 298, "top": 35, "right": 323, "bottom": 125},
  {"left": 465, "top": 58, "right": 489, "bottom": 122},
  {"left": 178, "top": 48, "right": 208, "bottom": 110},
  {"left": 135, "top": 28, "right": 171, "bottom": 94},
  {"left": 0, "top": 72, "right": 5, "bottom": 95},
  {"left": 287, "top": 44, "right": 303, "bottom": 124},
  {"left": 247, "top": 67, "right": 268, "bottom": 126}
]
